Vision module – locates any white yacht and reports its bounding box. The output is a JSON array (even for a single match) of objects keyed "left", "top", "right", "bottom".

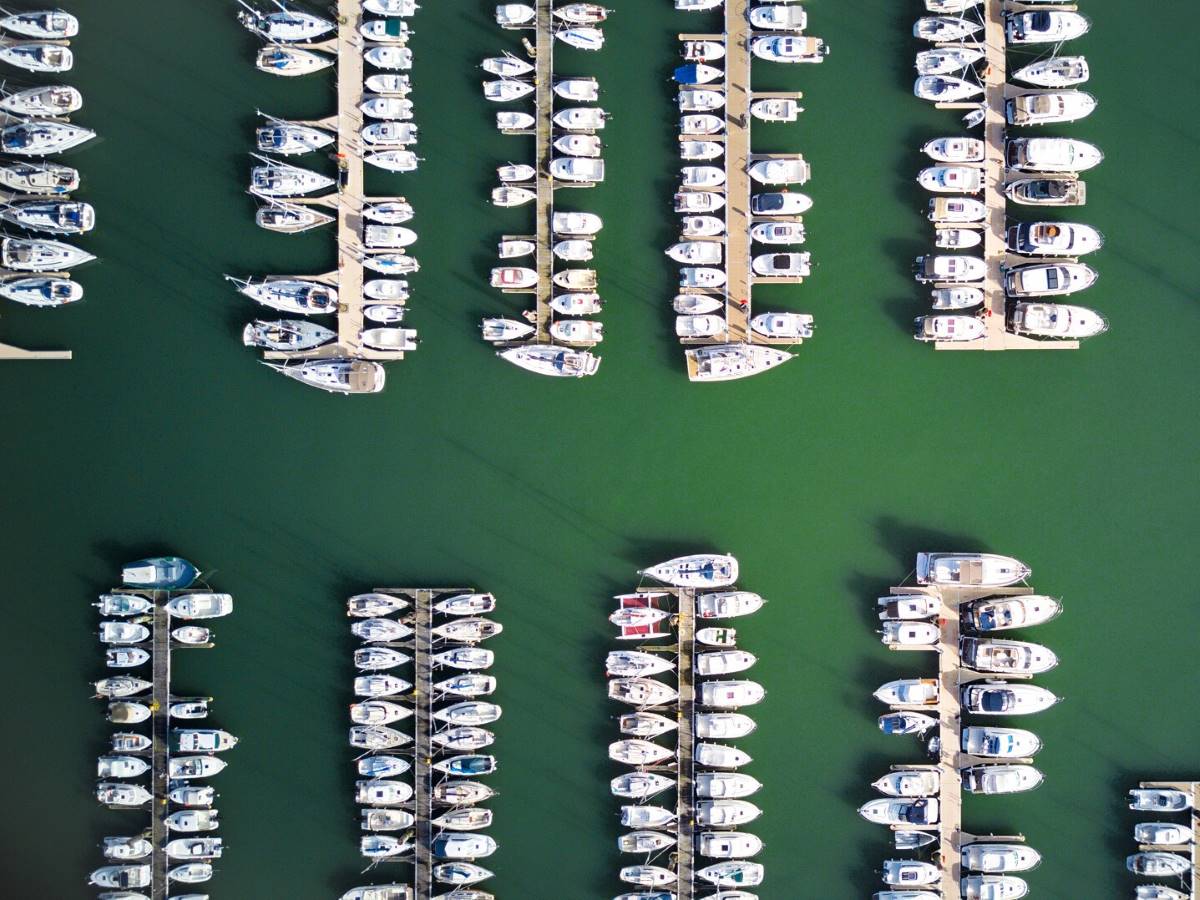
[
  {"left": 961, "top": 682, "right": 1060, "bottom": 716},
  {"left": 244, "top": 318, "right": 334, "bottom": 352},
  {"left": 620, "top": 711, "right": 678, "bottom": 738},
  {"left": 497, "top": 163, "right": 535, "bottom": 182},
  {"left": 355, "top": 647, "right": 409, "bottom": 671},
  {"left": 496, "top": 110, "right": 535, "bottom": 131},
  {"left": 963, "top": 763, "right": 1044, "bottom": 795},
  {"left": 681, "top": 164, "right": 724, "bottom": 188},
  {"left": 555, "top": 133, "right": 602, "bottom": 157},
  {"left": 177, "top": 729, "right": 238, "bottom": 752},
  {"left": 482, "top": 52, "right": 534, "bottom": 77},
  {"left": 361, "top": 835, "right": 412, "bottom": 859},
  {"left": 257, "top": 201, "right": 333, "bottom": 234},
  {"left": 108, "top": 701, "right": 151, "bottom": 723},
  {"left": 1013, "top": 56, "right": 1089, "bottom": 88},
  {"left": 882, "top": 620, "right": 939, "bottom": 647},
  {"left": 1134, "top": 822, "right": 1193, "bottom": 846},
  {"left": 360, "top": 18, "right": 410, "bottom": 42},
  {"left": 914, "top": 76, "right": 983, "bottom": 103},
  {"left": 673, "top": 293, "right": 722, "bottom": 314},
  {"left": 923, "top": 137, "right": 984, "bottom": 163},
  {"left": 700, "top": 680, "right": 764, "bottom": 709},
  {"left": 355, "top": 674, "right": 412, "bottom": 697},
  {"left": 0, "top": 43, "right": 72, "bottom": 73},
  {"left": 553, "top": 239, "right": 593, "bottom": 261},
  {"left": 357, "top": 779, "right": 414, "bottom": 806},
  {"left": 480, "top": 318, "right": 533, "bottom": 343},
  {"left": 97, "top": 755, "right": 150, "bottom": 778},
  {"left": 667, "top": 241, "right": 722, "bottom": 265},
  {"left": 256, "top": 46, "right": 333, "bottom": 76},
  {"left": 1005, "top": 262, "right": 1097, "bottom": 297},
  {"left": 434, "top": 701, "right": 502, "bottom": 726},
  {"left": 859, "top": 798, "right": 939, "bottom": 826},
  {"left": 0, "top": 10, "right": 79, "bottom": 39},
  {"left": 874, "top": 678, "right": 938, "bottom": 707},
  {"left": 751, "top": 4, "right": 806, "bottom": 29},
  {"left": 962, "top": 726, "right": 1043, "bottom": 758},
  {"left": 686, "top": 343, "right": 791, "bottom": 382},
  {"left": 1006, "top": 10, "right": 1090, "bottom": 44},
  {"left": 553, "top": 211, "right": 603, "bottom": 235},
  {"left": 97, "top": 782, "right": 152, "bottom": 807},
  {"left": 498, "top": 346, "right": 601, "bottom": 377},
  {"left": 1128, "top": 853, "right": 1191, "bottom": 876},
  {"left": 1010, "top": 302, "right": 1107, "bottom": 339},
  {"left": 1007, "top": 221, "right": 1102, "bottom": 256},
  {"left": 432, "top": 834, "right": 497, "bottom": 860},
  {"left": 918, "top": 165, "right": 982, "bottom": 193},
  {"left": 483, "top": 78, "right": 534, "bottom": 102},
  {"left": 491, "top": 186, "right": 535, "bottom": 207},
  {"left": 167, "top": 593, "right": 233, "bottom": 620},
  {"left": 361, "top": 97, "right": 414, "bottom": 120},
  {"left": 748, "top": 157, "right": 809, "bottom": 185},
  {"left": 914, "top": 313, "right": 984, "bottom": 342},
  {"left": 351, "top": 700, "right": 412, "bottom": 725},
  {"left": 916, "top": 552, "right": 1030, "bottom": 587},
  {"left": 1007, "top": 90, "right": 1095, "bottom": 126},
  {"left": 928, "top": 196, "right": 986, "bottom": 223},
  {"left": 227, "top": 276, "right": 337, "bottom": 314},
  {"left": 878, "top": 594, "right": 939, "bottom": 620},
  {"left": 550, "top": 292, "right": 601, "bottom": 314},
  {"left": 696, "top": 650, "right": 755, "bottom": 677},
  {"left": 496, "top": 3, "right": 536, "bottom": 25},
  {"left": 341, "top": 884, "right": 414, "bottom": 900},
  {"left": 697, "top": 591, "right": 763, "bottom": 619},
  {"left": 265, "top": 358, "right": 387, "bottom": 394},
  {"left": 431, "top": 807, "right": 493, "bottom": 831},
  {"left": 749, "top": 98, "right": 801, "bottom": 124},
  {"left": 1006, "top": 137, "right": 1103, "bottom": 173},
  {"left": 550, "top": 157, "right": 605, "bottom": 182},
  {"left": 107, "top": 647, "right": 150, "bottom": 668},
  {"left": 696, "top": 742, "right": 751, "bottom": 769},
  {"left": 2, "top": 120, "right": 94, "bottom": 155},
  {"left": 168, "top": 862, "right": 213, "bottom": 883},
  {"left": 751, "top": 35, "right": 828, "bottom": 63},
  {"left": 697, "top": 772, "right": 761, "bottom": 799},
  {"left": 0, "top": 160, "right": 78, "bottom": 194},
  {"left": 874, "top": 769, "right": 939, "bottom": 798},
  {"left": 700, "top": 832, "right": 762, "bottom": 859},
  {"left": 553, "top": 107, "right": 607, "bottom": 131},
  {"left": 0, "top": 274, "right": 84, "bottom": 306},
  {"left": 962, "top": 842, "right": 1042, "bottom": 873},
  {"left": 89, "top": 865, "right": 150, "bottom": 888},
  {"left": 349, "top": 725, "right": 411, "bottom": 750},
  {"left": 697, "top": 861, "right": 764, "bottom": 887},
  {"left": 962, "top": 595, "right": 1062, "bottom": 631},
  {"left": 432, "top": 726, "right": 495, "bottom": 751},
  {"left": 555, "top": 26, "right": 605, "bottom": 51},
  {"left": 916, "top": 47, "right": 984, "bottom": 75},
  {"left": 880, "top": 712, "right": 937, "bottom": 735},
  {"left": 750, "top": 222, "right": 805, "bottom": 246},
  {"left": 364, "top": 46, "right": 413, "bottom": 70},
  {"left": 680, "top": 113, "right": 724, "bottom": 135},
  {"left": 169, "top": 756, "right": 227, "bottom": 779},
  {"left": 752, "top": 191, "right": 813, "bottom": 215},
  {"left": 256, "top": 116, "right": 334, "bottom": 155},
  {"left": 554, "top": 3, "right": 609, "bottom": 24},
  {"left": 962, "top": 875, "right": 1030, "bottom": 899},
  {"left": 932, "top": 287, "right": 983, "bottom": 309},
  {"left": 641, "top": 554, "right": 737, "bottom": 587},
  {"left": 365, "top": 73, "right": 411, "bottom": 94},
  {"left": 169, "top": 700, "right": 209, "bottom": 719},
  {"left": 695, "top": 713, "right": 757, "bottom": 739},
  {"left": 0, "top": 85, "right": 81, "bottom": 117},
  {"left": 961, "top": 637, "right": 1058, "bottom": 675},
  {"left": 432, "top": 647, "right": 494, "bottom": 670},
  {"left": 237, "top": 4, "right": 333, "bottom": 42},
  {"left": 249, "top": 159, "right": 334, "bottom": 197},
  {"left": 609, "top": 677, "right": 678, "bottom": 707},
  {"left": 610, "top": 739, "right": 674, "bottom": 766},
  {"left": 619, "top": 865, "right": 675, "bottom": 888},
  {"left": 619, "top": 830, "right": 676, "bottom": 853},
  {"left": 365, "top": 225, "right": 417, "bottom": 249},
  {"left": 94, "top": 676, "right": 151, "bottom": 698},
  {"left": 103, "top": 836, "right": 153, "bottom": 859},
  {"left": 914, "top": 16, "right": 982, "bottom": 41},
  {"left": 679, "top": 89, "right": 724, "bottom": 113},
  {"left": 1130, "top": 790, "right": 1194, "bottom": 813},
  {"left": 169, "top": 785, "right": 216, "bottom": 807},
  {"left": 99, "top": 621, "right": 149, "bottom": 644},
  {"left": 1006, "top": 177, "right": 1086, "bottom": 207},
  {"left": 697, "top": 800, "right": 762, "bottom": 827},
  {"left": 165, "top": 837, "right": 223, "bottom": 860},
  {"left": 676, "top": 314, "right": 724, "bottom": 338}
]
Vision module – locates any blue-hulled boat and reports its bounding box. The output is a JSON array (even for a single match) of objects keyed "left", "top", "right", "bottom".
[{"left": 121, "top": 557, "right": 199, "bottom": 590}]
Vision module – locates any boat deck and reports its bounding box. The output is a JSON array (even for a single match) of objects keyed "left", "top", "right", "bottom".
[
  {"left": 1135, "top": 779, "right": 1199, "bottom": 895},
  {"left": 885, "top": 583, "right": 1034, "bottom": 896},
  {"left": 929, "top": 0, "right": 1078, "bottom": 350}
]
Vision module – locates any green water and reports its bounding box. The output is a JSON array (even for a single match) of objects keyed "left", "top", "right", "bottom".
[{"left": 0, "top": 0, "right": 1197, "bottom": 897}]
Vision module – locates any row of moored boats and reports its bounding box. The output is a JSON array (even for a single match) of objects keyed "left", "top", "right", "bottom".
[
  {"left": 672, "top": 0, "right": 825, "bottom": 384},
  {"left": 608, "top": 553, "right": 767, "bottom": 898},
  {"left": 235, "top": 0, "right": 424, "bottom": 395},
  {"left": 910, "top": 0, "right": 1108, "bottom": 345},
  {"left": 0, "top": 9, "right": 96, "bottom": 321},
  {"left": 1125, "top": 783, "right": 1196, "bottom": 897},
  {"left": 484, "top": 3, "right": 608, "bottom": 378},
  {"left": 344, "top": 590, "right": 502, "bottom": 897},
  {"left": 90, "top": 556, "right": 236, "bottom": 897},
  {"left": 861, "top": 552, "right": 1057, "bottom": 900}
]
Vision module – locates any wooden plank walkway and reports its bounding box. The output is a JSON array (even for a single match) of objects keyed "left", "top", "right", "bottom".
[
  {"left": 533, "top": 0, "right": 554, "bottom": 343},
  {"left": 149, "top": 593, "right": 170, "bottom": 900},
  {"left": 723, "top": 0, "right": 751, "bottom": 344},
  {"left": 675, "top": 588, "right": 696, "bottom": 900},
  {"left": 334, "top": 0, "right": 366, "bottom": 357},
  {"left": 411, "top": 589, "right": 434, "bottom": 897},
  {"left": 0, "top": 340, "right": 71, "bottom": 360}
]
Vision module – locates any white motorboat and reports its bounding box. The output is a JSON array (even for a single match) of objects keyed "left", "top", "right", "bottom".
[
  {"left": 686, "top": 343, "right": 792, "bottom": 382},
  {"left": 961, "top": 637, "right": 1058, "bottom": 675},
  {"left": 918, "top": 165, "right": 982, "bottom": 193},
  {"left": 0, "top": 43, "right": 72, "bottom": 73},
  {"left": 748, "top": 157, "right": 809, "bottom": 186},
  {"left": 365, "top": 73, "right": 411, "bottom": 94},
  {"left": 168, "top": 862, "right": 212, "bottom": 883},
  {"left": 879, "top": 711, "right": 938, "bottom": 739},
  {"left": 680, "top": 140, "right": 723, "bottom": 161},
  {"left": 556, "top": 26, "right": 605, "bottom": 50},
  {"left": 490, "top": 266, "right": 536, "bottom": 289},
  {"left": 555, "top": 134, "right": 602, "bottom": 157},
  {"left": 496, "top": 4, "right": 536, "bottom": 26},
  {"left": 1005, "top": 262, "right": 1097, "bottom": 297},
  {"left": 697, "top": 591, "right": 762, "bottom": 619},
  {"left": 237, "top": 5, "right": 333, "bottom": 42},
  {"left": 961, "top": 682, "right": 1060, "bottom": 715},
  {"left": 432, "top": 726, "right": 495, "bottom": 751},
  {"left": 916, "top": 47, "right": 985, "bottom": 75},
  {"left": 342, "top": 883, "right": 419, "bottom": 900},
  {"left": 667, "top": 240, "right": 722, "bottom": 265},
  {"left": 752, "top": 191, "right": 813, "bottom": 215},
  {"left": 874, "top": 770, "right": 939, "bottom": 798},
  {"left": 620, "top": 711, "right": 678, "bottom": 739},
  {"left": 609, "top": 677, "right": 678, "bottom": 707},
  {"left": 962, "top": 875, "right": 1030, "bottom": 899},
  {"left": 675, "top": 61, "right": 722, "bottom": 85},
  {"left": 481, "top": 317, "right": 534, "bottom": 342},
  {"left": 1134, "top": 822, "right": 1193, "bottom": 846},
  {"left": 641, "top": 554, "right": 738, "bottom": 588},
  {"left": 935, "top": 227, "right": 981, "bottom": 249},
  {"left": 0, "top": 10, "right": 78, "bottom": 39},
  {"left": 491, "top": 186, "right": 535, "bottom": 207},
  {"left": 256, "top": 45, "right": 333, "bottom": 76},
  {"left": 680, "top": 113, "right": 724, "bottom": 135},
  {"left": 1007, "top": 11, "right": 1089, "bottom": 44},
  {"left": 697, "top": 861, "right": 764, "bottom": 887},
  {"left": 433, "top": 834, "right": 497, "bottom": 861},
  {"left": 483, "top": 52, "right": 534, "bottom": 77},
  {"left": 610, "top": 738, "right": 674, "bottom": 766},
  {"left": 177, "top": 729, "right": 238, "bottom": 753},
  {"left": 914, "top": 16, "right": 982, "bottom": 41},
  {"left": 89, "top": 865, "right": 150, "bottom": 888},
  {"left": 364, "top": 46, "right": 413, "bottom": 70},
  {"left": 108, "top": 701, "right": 151, "bottom": 724},
  {"left": 103, "top": 836, "right": 154, "bottom": 859},
  {"left": 962, "top": 842, "right": 1042, "bottom": 873},
  {"left": 94, "top": 677, "right": 151, "bottom": 698},
  {"left": 555, "top": 2, "right": 609, "bottom": 23},
  {"left": 751, "top": 4, "right": 806, "bottom": 30},
  {"left": 675, "top": 191, "right": 724, "bottom": 214},
  {"left": 928, "top": 196, "right": 986, "bottom": 223},
  {"left": 498, "top": 346, "right": 601, "bottom": 377},
  {"left": 696, "top": 712, "right": 758, "bottom": 740},
  {"left": 696, "top": 743, "right": 752, "bottom": 771},
  {"left": 2, "top": 120, "right": 94, "bottom": 156},
  {"left": 362, "top": 122, "right": 418, "bottom": 145},
  {"left": 914, "top": 75, "right": 983, "bottom": 103},
  {"left": 365, "top": 225, "right": 418, "bottom": 249},
  {"left": 165, "top": 837, "right": 223, "bottom": 860},
  {"left": 874, "top": 678, "right": 938, "bottom": 707},
  {"left": 550, "top": 156, "right": 605, "bottom": 182},
  {"left": 962, "top": 595, "right": 1062, "bottom": 632},
  {"left": 878, "top": 594, "right": 940, "bottom": 620},
  {"left": 751, "top": 221, "right": 805, "bottom": 245},
  {"left": 97, "top": 755, "right": 150, "bottom": 778},
  {"left": 107, "top": 647, "right": 150, "bottom": 668},
  {"left": 1128, "top": 852, "right": 1191, "bottom": 876},
  {"left": 0, "top": 160, "right": 78, "bottom": 194},
  {"left": 97, "top": 782, "right": 152, "bottom": 807},
  {"left": 749, "top": 98, "right": 802, "bottom": 124},
  {"left": 676, "top": 314, "right": 724, "bottom": 339},
  {"left": 931, "top": 287, "right": 983, "bottom": 309},
  {"left": 751, "top": 35, "right": 828, "bottom": 63},
  {"left": 100, "top": 622, "right": 150, "bottom": 644},
  {"left": 620, "top": 865, "right": 675, "bottom": 888},
  {"left": 550, "top": 292, "right": 601, "bottom": 314},
  {"left": 355, "top": 674, "right": 412, "bottom": 697},
  {"left": 256, "top": 117, "right": 334, "bottom": 156},
  {"left": 553, "top": 239, "right": 593, "bottom": 261},
  {"left": 166, "top": 593, "right": 232, "bottom": 620},
  {"left": 361, "top": 97, "right": 414, "bottom": 120},
  {"left": 1008, "top": 88, "right": 1096, "bottom": 126},
  {"left": 1135, "top": 888, "right": 1189, "bottom": 900},
  {"left": 923, "top": 137, "right": 984, "bottom": 163},
  {"left": 859, "top": 798, "right": 939, "bottom": 826},
  {"left": 962, "top": 726, "right": 1043, "bottom": 758},
  {"left": 697, "top": 772, "right": 761, "bottom": 799},
  {"left": 169, "top": 785, "right": 215, "bottom": 807},
  {"left": 681, "top": 165, "right": 724, "bottom": 188},
  {"left": 749, "top": 312, "right": 814, "bottom": 341},
  {"left": 1007, "top": 137, "right": 1103, "bottom": 173},
  {"left": 361, "top": 18, "right": 410, "bottom": 42},
  {"left": 697, "top": 800, "right": 762, "bottom": 827},
  {"left": 918, "top": 552, "right": 1030, "bottom": 587},
  {"left": 553, "top": 107, "right": 607, "bottom": 131},
  {"left": 433, "top": 647, "right": 494, "bottom": 670},
  {"left": 96, "top": 594, "right": 153, "bottom": 616},
  {"left": 699, "top": 832, "right": 762, "bottom": 861},
  {"left": 550, "top": 319, "right": 604, "bottom": 343},
  {"left": 483, "top": 78, "right": 533, "bottom": 102},
  {"left": 1006, "top": 177, "right": 1087, "bottom": 207},
  {"left": 914, "top": 314, "right": 985, "bottom": 342},
  {"left": 696, "top": 650, "right": 755, "bottom": 677},
  {"left": 1009, "top": 302, "right": 1107, "bottom": 339},
  {"left": 753, "top": 251, "right": 810, "bottom": 277},
  {"left": 882, "top": 860, "right": 939, "bottom": 886},
  {"left": 0, "top": 85, "right": 81, "bottom": 117},
  {"left": 357, "top": 778, "right": 414, "bottom": 806},
  {"left": 434, "top": 701, "right": 502, "bottom": 727},
  {"left": 679, "top": 89, "right": 724, "bottom": 112},
  {"left": 618, "top": 831, "right": 676, "bottom": 854},
  {"left": 553, "top": 211, "right": 603, "bottom": 235},
  {"left": 700, "top": 680, "right": 764, "bottom": 709},
  {"left": 497, "top": 163, "right": 535, "bottom": 183},
  {"left": 497, "top": 110, "right": 535, "bottom": 131},
  {"left": 926, "top": 0, "right": 983, "bottom": 10},
  {"left": 677, "top": 0, "right": 722, "bottom": 10},
  {"left": 168, "top": 754, "right": 226, "bottom": 779},
  {"left": 673, "top": 293, "right": 722, "bottom": 314},
  {"left": 1013, "top": 56, "right": 1089, "bottom": 88},
  {"left": 1007, "top": 221, "right": 1102, "bottom": 256},
  {"left": 432, "top": 808, "right": 493, "bottom": 832},
  {"left": 881, "top": 620, "right": 939, "bottom": 647},
  {"left": 433, "top": 862, "right": 493, "bottom": 885}
]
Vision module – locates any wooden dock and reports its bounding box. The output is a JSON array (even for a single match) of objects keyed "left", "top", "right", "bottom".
[
  {"left": 930, "top": 0, "right": 1078, "bottom": 351},
  {"left": 149, "top": 594, "right": 170, "bottom": 900},
  {"left": 532, "top": 0, "right": 554, "bottom": 343},
  {"left": 0, "top": 340, "right": 71, "bottom": 360},
  {"left": 675, "top": 588, "right": 696, "bottom": 900},
  {"left": 1135, "top": 779, "right": 1199, "bottom": 896}
]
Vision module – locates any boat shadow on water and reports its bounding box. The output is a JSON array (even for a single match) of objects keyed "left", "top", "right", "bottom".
[{"left": 871, "top": 516, "right": 985, "bottom": 574}]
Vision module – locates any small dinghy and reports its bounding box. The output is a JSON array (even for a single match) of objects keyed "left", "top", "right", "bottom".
[
  {"left": 168, "top": 862, "right": 212, "bottom": 884},
  {"left": 365, "top": 150, "right": 420, "bottom": 174},
  {"left": 361, "top": 96, "right": 414, "bottom": 120},
  {"left": 879, "top": 711, "right": 937, "bottom": 735},
  {"left": 679, "top": 215, "right": 724, "bottom": 238},
  {"left": 96, "top": 594, "right": 153, "bottom": 616},
  {"left": 916, "top": 47, "right": 984, "bottom": 75},
  {"left": 553, "top": 239, "right": 593, "bottom": 260},
  {"left": 552, "top": 268, "right": 598, "bottom": 290},
  {"left": 1013, "top": 55, "right": 1089, "bottom": 88},
  {"left": 435, "top": 674, "right": 497, "bottom": 697},
  {"left": 683, "top": 39, "right": 724, "bottom": 62},
  {"left": 549, "top": 292, "right": 602, "bottom": 315},
  {"left": 256, "top": 46, "right": 333, "bottom": 77},
  {"left": 619, "top": 711, "right": 678, "bottom": 738},
  {"left": 681, "top": 165, "right": 724, "bottom": 188}
]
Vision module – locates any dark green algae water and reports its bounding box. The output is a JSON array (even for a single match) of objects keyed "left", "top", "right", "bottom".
[{"left": 0, "top": 0, "right": 1197, "bottom": 897}]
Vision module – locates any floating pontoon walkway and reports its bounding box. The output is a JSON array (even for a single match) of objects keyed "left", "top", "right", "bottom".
[{"left": 1133, "top": 779, "right": 1199, "bottom": 897}]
